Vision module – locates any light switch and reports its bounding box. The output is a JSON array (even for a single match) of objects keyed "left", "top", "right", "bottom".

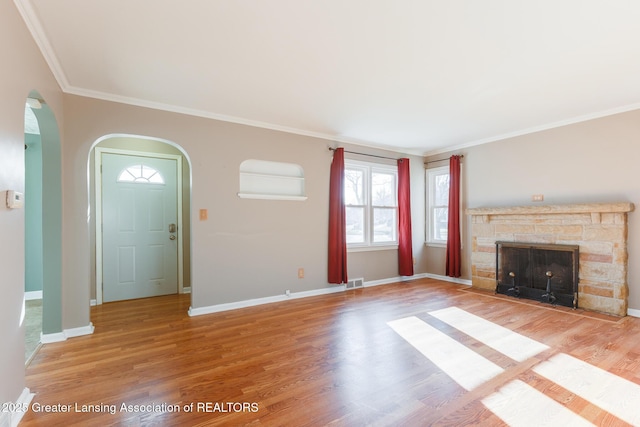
[
  {"left": 199, "top": 209, "right": 208, "bottom": 221},
  {"left": 6, "top": 190, "right": 24, "bottom": 209}
]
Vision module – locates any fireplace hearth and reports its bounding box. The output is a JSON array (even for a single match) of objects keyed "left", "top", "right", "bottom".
[{"left": 496, "top": 241, "right": 579, "bottom": 308}]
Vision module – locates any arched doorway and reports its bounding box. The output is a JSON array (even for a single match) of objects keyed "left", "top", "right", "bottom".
[
  {"left": 90, "top": 135, "right": 192, "bottom": 305},
  {"left": 24, "top": 90, "right": 63, "bottom": 361}
]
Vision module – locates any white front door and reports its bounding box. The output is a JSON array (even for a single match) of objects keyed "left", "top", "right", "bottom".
[{"left": 101, "top": 153, "right": 179, "bottom": 302}]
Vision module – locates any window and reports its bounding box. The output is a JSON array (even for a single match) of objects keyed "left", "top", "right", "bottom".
[
  {"left": 117, "top": 165, "right": 165, "bottom": 184},
  {"left": 426, "top": 166, "right": 450, "bottom": 245},
  {"left": 345, "top": 160, "right": 397, "bottom": 248}
]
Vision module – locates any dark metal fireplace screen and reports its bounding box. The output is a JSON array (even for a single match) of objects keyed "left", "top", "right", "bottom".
[{"left": 495, "top": 241, "right": 579, "bottom": 308}]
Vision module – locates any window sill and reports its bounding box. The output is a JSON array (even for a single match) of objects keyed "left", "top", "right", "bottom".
[
  {"left": 348, "top": 244, "right": 398, "bottom": 253},
  {"left": 425, "top": 241, "right": 447, "bottom": 248},
  {"left": 425, "top": 242, "right": 465, "bottom": 250}
]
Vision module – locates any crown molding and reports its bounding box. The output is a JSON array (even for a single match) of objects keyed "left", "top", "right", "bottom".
[
  {"left": 423, "top": 102, "right": 640, "bottom": 157},
  {"left": 64, "top": 85, "right": 425, "bottom": 157}
]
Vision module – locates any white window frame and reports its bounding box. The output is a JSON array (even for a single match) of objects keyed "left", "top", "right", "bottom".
[
  {"left": 426, "top": 165, "right": 450, "bottom": 246},
  {"left": 345, "top": 159, "right": 398, "bottom": 251}
]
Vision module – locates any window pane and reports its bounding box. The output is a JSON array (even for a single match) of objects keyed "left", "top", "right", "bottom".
[
  {"left": 344, "top": 169, "right": 365, "bottom": 205},
  {"left": 346, "top": 206, "right": 365, "bottom": 243},
  {"left": 372, "top": 172, "right": 396, "bottom": 206},
  {"left": 117, "top": 165, "right": 164, "bottom": 184},
  {"left": 433, "top": 207, "right": 449, "bottom": 241},
  {"left": 373, "top": 208, "right": 397, "bottom": 243},
  {"left": 435, "top": 173, "right": 450, "bottom": 206}
]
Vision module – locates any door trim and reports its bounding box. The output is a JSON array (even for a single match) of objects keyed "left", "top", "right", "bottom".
[{"left": 95, "top": 147, "right": 184, "bottom": 305}]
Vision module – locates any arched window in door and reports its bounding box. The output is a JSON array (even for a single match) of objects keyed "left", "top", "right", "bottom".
[{"left": 117, "top": 164, "right": 165, "bottom": 184}]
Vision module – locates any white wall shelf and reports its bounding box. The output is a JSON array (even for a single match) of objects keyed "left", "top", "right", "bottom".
[{"left": 238, "top": 160, "right": 306, "bottom": 201}]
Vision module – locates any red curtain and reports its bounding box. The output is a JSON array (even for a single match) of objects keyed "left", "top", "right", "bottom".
[
  {"left": 397, "top": 158, "right": 414, "bottom": 276},
  {"left": 328, "top": 148, "right": 348, "bottom": 284},
  {"left": 446, "top": 155, "right": 462, "bottom": 277}
]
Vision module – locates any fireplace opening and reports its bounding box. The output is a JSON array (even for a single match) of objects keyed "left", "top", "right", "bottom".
[{"left": 496, "top": 241, "right": 579, "bottom": 308}]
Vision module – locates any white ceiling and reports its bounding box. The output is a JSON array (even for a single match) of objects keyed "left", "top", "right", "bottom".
[{"left": 15, "top": 0, "right": 640, "bottom": 155}]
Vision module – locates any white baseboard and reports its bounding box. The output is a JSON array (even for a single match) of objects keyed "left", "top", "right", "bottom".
[
  {"left": 40, "top": 331, "right": 66, "bottom": 344},
  {"left": 41, "top": 322, "right": 95, "bottom": 344},
  {"left": 627, "top": 308, "right": 640, "bottom": 318},
  {"left": 189, "top": 286, "right": 346, "bottom": 316},
  {"left": 0, "top": 388, "right": 34, "bottom": 427},
  {"left": 90, "top": 299, "right": 97, "bottom": 306},
  {"left": 24, "top": 290, "right": 42, "bottom": 301},
  {"left": 188, "top": 273, "right": 469, "bottom": 317},
  {"left": 423, "top": 273, "right": 473, "bottom": 286}
]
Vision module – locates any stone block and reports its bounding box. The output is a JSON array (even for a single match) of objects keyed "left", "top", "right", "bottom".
[
  {"left": 601, "top": 213, "right": 616, "bottom": 224},
  {"left": 476, "top": 269, "right": 496, "bottom": 279},
  {"left": 496, "top": 224, "right": 535, "bottom": 234},
  {"left": 583, "top": 225, "right": 626, "bottom": 243},
  {"left": 561, "top": 214, "right": 593, "bottom": 225},
  {"left": 613, "top": 248, "right": 628, "bottom": 264},
  {"left": 580, "top": 262, "right": 627, "bottom": 284},
  {"left": 514, "top": 234, "right": 555, "bottom": 244},
  {"left": 472, "top": 277, "right": 496, "bottom": 291},
  {"left": 580, "top": 253, "right": 613, "bottom": 264},
  {"left": 472, "top": 223, "right": 495, "bottom": 238},
  {"left": 579, "top": 241, "right": 613, "bottom": 255},
  {"left": 535, "top": 225, "right": 583, "bottom": 236},
  {"left": 578, "top": 283, "right": 614, "bottom": 298},
  {"left": 496, "top": 233, "right": 515, "bottom": 241},
  {"left": 472, "top": 252, "right": 496, "bottom": 265},
  {"left": 579, "top": 293, "right": 626, "bottom": 317},
  {"left": 477, "top": 236, "right": 497, "bottom": 249},
  {"left": 614, "top": 284, "right": 629, "bottom": 300},
  {"left": 555, "top": 239, "right": 582, "bottom": 247}
]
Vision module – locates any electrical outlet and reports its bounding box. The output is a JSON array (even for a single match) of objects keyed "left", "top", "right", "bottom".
[
  {"left": 532, "top": 194, "right": 544, "bottom": 202},
  {"left": 285, "top": 289, "right": 291, "bottom": 297},
  {"left": 298, "top": 268, "right": 304, "bottom": 279},
  {"left": 199, "top": 209, "right": 208, "bottom": 220}
]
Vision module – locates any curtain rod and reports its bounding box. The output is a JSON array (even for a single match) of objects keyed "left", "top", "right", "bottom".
[
  {"left": 424, "top": 155, "right": 464, "bottom": 165},
  {"left": 328, "top": 147, "right": 399, "bottom": 161}
]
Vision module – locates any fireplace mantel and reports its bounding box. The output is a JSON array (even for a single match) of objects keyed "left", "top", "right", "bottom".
[
  {"left": 466, "top": 202, "right": 634, "bottom": 316},
  {"left": 467, "top": 202, "right": 634, "bottom": 217}
]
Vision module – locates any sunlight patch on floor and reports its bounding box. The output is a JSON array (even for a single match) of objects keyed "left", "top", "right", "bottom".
[
  {"left": 482, "top": 379, "right": 595, "bottom": 427},
  {"left": 534, "top": 353, "right": 640, "bottom": 426},
  {"left": 388, "top": 306, "right": 640, "bottom": 425},
  {"left": 429, "top": 306, "right": 549, "bottom": 362},
  {"left": 387, "top": 316, "right": 504, "bottom": 391}
]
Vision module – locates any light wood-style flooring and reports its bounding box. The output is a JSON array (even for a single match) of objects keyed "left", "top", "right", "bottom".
[{"left": 21, "top": 279, "right": 640, "bottom": 426}]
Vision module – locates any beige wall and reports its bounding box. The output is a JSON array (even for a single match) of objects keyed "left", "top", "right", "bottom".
[
  {"left": 0, "top": 0, "right": 64, "bottom": 408},
  {"left": 425, "top": 109, "right": 640, "bottom": 311},
  {"left": 62, "top": 95, "right": 427, "bottom": 315}
]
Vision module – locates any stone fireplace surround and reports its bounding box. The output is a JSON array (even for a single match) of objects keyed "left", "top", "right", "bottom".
[{"left": 466, "top": 203, "right": 634, "bottom": 316}]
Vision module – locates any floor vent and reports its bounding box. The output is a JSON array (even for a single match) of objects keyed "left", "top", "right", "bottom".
[{"left": 346, "top": 278, "right": 364, "bottom": 290}]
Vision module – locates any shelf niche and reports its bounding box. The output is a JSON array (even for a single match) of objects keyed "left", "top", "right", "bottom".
[{"left": 238, "top": 159, "right": 307, "bottom": 201}]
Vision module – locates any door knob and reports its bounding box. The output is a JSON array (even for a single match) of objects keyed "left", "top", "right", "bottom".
[
  {"left": 168, "top": 223, "right": 176, "bottom": 233},
  {"left": 169, "top": 235, "right": 176, "bottom": 240}
]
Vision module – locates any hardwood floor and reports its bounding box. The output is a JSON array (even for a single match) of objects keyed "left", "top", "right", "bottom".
[{"left": 20, "top": 279, "right": 640, "bottom": 426}]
